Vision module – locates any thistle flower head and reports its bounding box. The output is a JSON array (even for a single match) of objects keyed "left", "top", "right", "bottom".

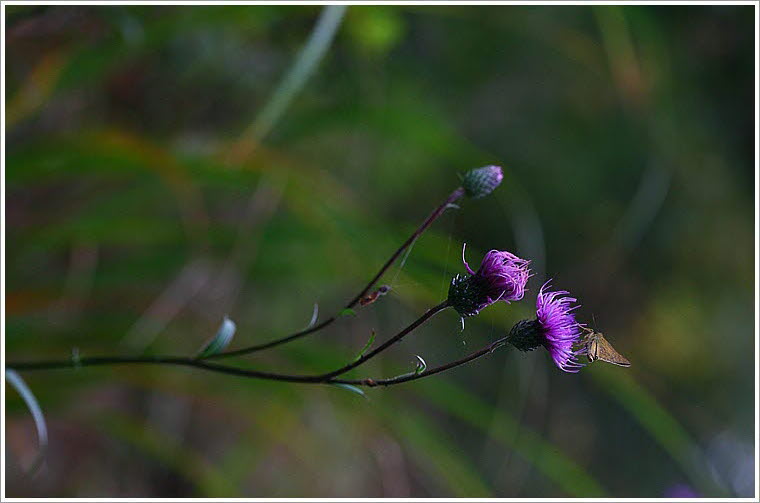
[
  {"left": 507, "top": 281, "right": 585, "bottom": 373},
  {"left": 448, "top": 244, "right": 531, "bottom": 317},
  {"left": 462, "top": 165, "right": 504, "bottom": 199}
]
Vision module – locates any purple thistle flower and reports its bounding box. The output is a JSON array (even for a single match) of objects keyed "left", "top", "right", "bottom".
[
  {"left": 448, "top": 244, "right": 531, "bottom": 317},
  {"left": 507, "top": 281, "right": 585, "bottom": 373},
  {"left": 463, "top": 246, "right": 531, "bottom": 302},
  {"left": 535, "top": 282, "right": 585, "bottom": 372}
]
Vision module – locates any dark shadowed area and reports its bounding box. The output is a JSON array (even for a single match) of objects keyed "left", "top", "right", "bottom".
[{"left": 4, "top": 4, "right": 756, "bottom": 498}]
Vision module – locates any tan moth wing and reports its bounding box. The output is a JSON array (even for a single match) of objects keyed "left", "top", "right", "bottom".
[{"left": 583, "top": 328, "right": 631, "bottom": 367}]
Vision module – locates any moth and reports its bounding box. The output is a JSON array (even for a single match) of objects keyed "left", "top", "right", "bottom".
[
  {"left": 359, "top": 285, "right": 391, "bottom": 307},
  {"left": 582, "top": 327, "right": 631, "bottom": 367}
]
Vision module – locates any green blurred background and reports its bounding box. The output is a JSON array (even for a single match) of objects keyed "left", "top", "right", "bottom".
[{"left": 4, "top": 4, "right": 755, "bottom": 498}]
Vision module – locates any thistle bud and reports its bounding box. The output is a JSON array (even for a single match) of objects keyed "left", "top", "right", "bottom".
[
  {"left": 507, "top": 319, "right": 543, "bottom": 352},
  {"left": 448, "top": 274, "right": 488, "bottom": 318},
  {"left": 462, "top": 165, "right": 504, "bottom": 199}
]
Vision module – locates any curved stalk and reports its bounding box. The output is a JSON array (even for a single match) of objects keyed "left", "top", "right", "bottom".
[
  {"left": 341, "top": 335, "right": 510, "bottom": 387},
  {"left": 313, "top": 301, "right": 450, "bottom": 379},
  {"left": 7, "top": 302, "right": 451, "bottom": 383},
  {"left": 7, "top": 333, "right": 509, "bottom": 388},
  {"left": 205, "top": 188, "right": 464, "bottom": 360}
]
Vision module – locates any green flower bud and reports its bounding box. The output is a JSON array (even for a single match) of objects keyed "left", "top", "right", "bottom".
[{"left": 462, "top": 165, "right": 504, "bottom": 199}]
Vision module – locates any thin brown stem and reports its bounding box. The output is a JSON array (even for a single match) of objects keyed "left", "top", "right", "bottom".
[
  {"left": 7, "top": 302, "right": 451, "bottom": 384},
  {"left": 7, "top": 356, "right": 325, "bottom": 383},
  {"left": 206, "top": 187, "right": 465, "bottom": 360},
  {"left": 313, "top": 301, "right": 450, "bottom": 379},
  {"left": 337, "top": 335, "right": 510, "bottom": 387},
  {"left": 343, "top": 188, "right": 465, "bottom": 308},
  {"left": 6, "top": 335, "right": 511, "bottom": 388}
]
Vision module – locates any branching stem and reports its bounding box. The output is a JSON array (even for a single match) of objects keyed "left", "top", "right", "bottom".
[
  {"left": 7, "top": 333, "right": 509, "bottom": 388},
  {"left": 206, "top": 187, "right": 464, "bottom": 360},
  {"left": 7, "top": 302, "right": 452, "bottom": 384}
]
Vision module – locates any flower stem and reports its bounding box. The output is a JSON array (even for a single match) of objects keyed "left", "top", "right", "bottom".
[
  {"left": 6, "top": 356, "right": 320, "bottom": 383},
  {"left": 6, "top": 332, "right": 508, "bottom": 388},
  {"left": 205, "top": 187, "right": 465, "bottom": 360},
  {"left": 7, "top": 302, "right": 450, "bottom": 384},
  {"left": 340, "top": 335, "right": 510, "bottom": 387},
  {"left": 313, "top": 300, "right": 450, "bottom": 379},
  {"left": 343, "top": 189, "right": 465, "bottom": 309}
]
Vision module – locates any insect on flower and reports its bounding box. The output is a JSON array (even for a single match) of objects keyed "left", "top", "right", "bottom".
[{"left": 581, "top": 327, "right": 631, "bottom": 367}]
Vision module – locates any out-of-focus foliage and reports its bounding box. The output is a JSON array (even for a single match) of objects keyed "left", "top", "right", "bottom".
[{"left": 4, "top": 5, "right": 755, "bottom": 498}]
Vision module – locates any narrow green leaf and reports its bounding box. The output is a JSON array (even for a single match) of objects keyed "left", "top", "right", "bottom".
[
  {"left": 5, "top": 369, "right": 48, "bottom": 476},
  {"left": 414, "top": 354, "right": 427, "bottom": 374},
  {"left": 388, "top": 354, "right": 428, "bottom": 380},
  {"left": 197, "top": 316, "right": 236, "bottom": 358},
  {"left": 305, "top": 303, "right": 319, "bottom": 329},
  {"left": 338, "top": 308, "right": 356, "bottom": 317},
  {"left": 330, "top": 383, "right": 366, "bottom": 398},
  {"left": 353, "top": 330, "right": 376, "bottom": 362}
]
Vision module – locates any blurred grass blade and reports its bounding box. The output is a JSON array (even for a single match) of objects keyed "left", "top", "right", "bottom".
[
  {"left": 197, "top": 316, "right": 237, "bottom": 358},
  {"left": 330, "top": 383, "right": 367, "bottom": 398},
  {"left": 588, "top": 366, "right": 726, "bottom": 496},
  {"left": 418, "top": 379, "right": 606, "bottom": 496},
  {"left": 353, "top": 330, "right": 376, "bottom": 362},
  {"left": 238, "top": 5, "right": 348, "bottom": 145},
  {"left": 339, "top": 308, "right": 357, "bottom": 318},
  {"left": 5, "top": 369, "right": 48, "bottom": 476},
  {"left": 98, "top": 413, "right": 237, "bottom": 496},
  {"left": 6, "top": 47, "right": 70, "bottom": 129},
  {"left": 387, "top": 402, "right": 492, "bottom": 497}
]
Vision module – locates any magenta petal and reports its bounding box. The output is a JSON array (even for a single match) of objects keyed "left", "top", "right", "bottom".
[{"left": 536, "top": 281, "right": 585, "bottom": 373}]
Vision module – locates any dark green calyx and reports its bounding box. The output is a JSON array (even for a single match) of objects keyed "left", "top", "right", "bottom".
[
  {"left": 462, "top": 165, "right": 504, "bottom": 199},
  {"left": 507, "top": 319, "right": 543, "bottom": 352},
  {"left": 448, "top": 274, "right": 487, "bottom": 317}
]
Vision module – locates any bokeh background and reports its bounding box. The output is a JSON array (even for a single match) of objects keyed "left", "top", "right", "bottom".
[{"left": 4, "top": 4, "right": 756, "bottom": 498}]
